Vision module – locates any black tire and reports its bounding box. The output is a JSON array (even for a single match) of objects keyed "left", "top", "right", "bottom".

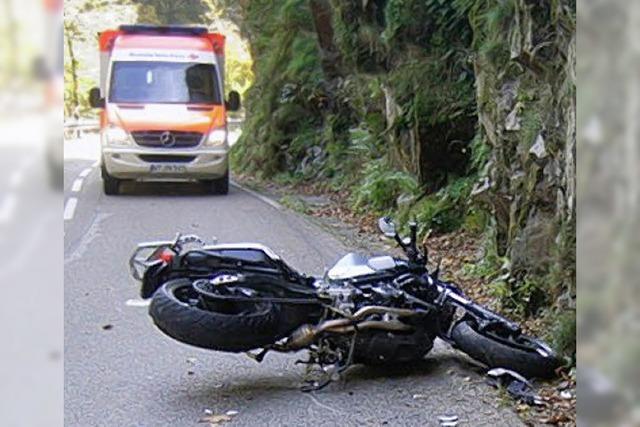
[
  {"left": 101, "top": 165, "right": 120, "bottom": 195},
  {"left": 149, "top": 279, "right": 285, "bottom": 352},
  {"left": 451, "top": 320, "right": 561, "bottom": 378},
  {"left": 206, "top": 170, "right": 229, "bottom": 195}
]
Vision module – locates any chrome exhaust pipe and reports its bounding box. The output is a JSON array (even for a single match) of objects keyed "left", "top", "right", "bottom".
[
  {"left": 325, "top": 319, "right": 412, "bottom": 334},
  {"left": 282, "top": 306, "right": 418, "bottom": 350}
]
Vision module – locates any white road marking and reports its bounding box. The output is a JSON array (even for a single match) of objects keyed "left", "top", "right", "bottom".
[
  {"left": 78, "top": 168, "right": 92, "bottom": 178},
  {"left": 71, "top": 179, "right": 84, "bottom": 193},
  {"left": 63, "top": 198, "right": 78, "bottom": 221},
  {"left": 0, "top": 194, "right": 17, "bottom": 223},
  {"left": 125, "top": 299, "right": 151, "bottom": 307},
  {"left": 230, "top": 180, "right": 283, "bottom": 211},
  {"left": 64, "top": 213, "right": 111, "bottom": 265}
]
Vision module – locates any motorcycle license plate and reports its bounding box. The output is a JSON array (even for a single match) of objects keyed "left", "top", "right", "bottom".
[{"left": 149, "top": 164, "right": 187, "bottom": 173}]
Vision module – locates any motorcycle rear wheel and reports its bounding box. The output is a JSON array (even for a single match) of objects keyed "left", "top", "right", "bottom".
[
  {"left": 451, "top": 320, "right": 561, "bottom": 378},
  {"left": 149, "top": 279, "right": 287, "bottom": 352}
]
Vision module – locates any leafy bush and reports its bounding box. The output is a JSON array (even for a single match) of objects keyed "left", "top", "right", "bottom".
[
  {"left": 352, "top": 160, "right": 419, "bottom": 212},
  {"left": 550, "top": 310, "right": 576, "bottom": 360},
  {"left": 489, "top": 276, "right": 550, "bottom": 317},
  {"left": 407, "top": 176, "right": 475, "bottom": 234}
]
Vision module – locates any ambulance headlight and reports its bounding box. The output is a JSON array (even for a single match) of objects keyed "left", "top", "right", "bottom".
[
  {"left": 204, "top": 128, "right": 227, "bottom": 147},
  {"left": 103, "top": 125, "right": 132, "bottom": 146}
]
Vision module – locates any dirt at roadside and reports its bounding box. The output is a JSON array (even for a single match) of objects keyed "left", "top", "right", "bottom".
[{"left": 234, "top": 174, "right": 577, "bottom": 426}]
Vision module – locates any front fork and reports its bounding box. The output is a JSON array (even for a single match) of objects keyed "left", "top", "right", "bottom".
[{"left": 433, "top": 279, "right": 521, "bottom": 339}]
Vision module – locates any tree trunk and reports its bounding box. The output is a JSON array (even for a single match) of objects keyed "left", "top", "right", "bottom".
[
  {"left": 309, "top": 0, "right": 342, "bottom": 78},
  {"left": 65, "top": 24, "right": 79, "bottom": 111}
]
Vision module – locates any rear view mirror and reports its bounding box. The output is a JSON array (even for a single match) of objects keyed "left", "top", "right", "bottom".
[
  {"left": 378, "top": 217, "right": 397, "bottom": 238},
  {"left": 226, "top": 90, "right": 241, "bottom": 111},
  {"left": 88, "top": 87, "right": 105, "bottom": 108}
]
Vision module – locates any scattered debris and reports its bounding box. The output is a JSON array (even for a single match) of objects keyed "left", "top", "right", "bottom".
[
  {"left": 487, "top": 368, "right": 529, "bottom": 385},
  {"left": 439, "top": 414, "right": 459, "bottom": 426},
  {"left": 198, "top": 414, "right": 232, "bottom": 426},
  {"left": 487, "top": 368, "right": 544, "bottom": 406},
  {"left": 560, "top": 390, "right": 572, "bottom": 400},
  {"left": 507, "top": 380, "right": 544, "bottom": 406},
  {"left": 412, "top": 394, "right": 427, "bottom": 400},
  {"left": 199, "top": 409, "right": 238, "bottom": 426},
  {"left": 101, "top": 324, "right": 113, "bottom": 330}
]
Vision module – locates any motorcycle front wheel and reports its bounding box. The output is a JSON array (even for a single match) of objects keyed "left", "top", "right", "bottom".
[
  {"left": 451, "top": 320, "right": 562, "bottom": 378},
  {"left": 149, "top": 278, "right": 292, "bottom": 352}
]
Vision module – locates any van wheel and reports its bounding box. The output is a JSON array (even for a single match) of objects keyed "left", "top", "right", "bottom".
[
  {"left": 206, "top": 171, "right": 229, "bottom": 195},
  {"left": 101, "top": 165, "right": 121, "bottom": 195}
]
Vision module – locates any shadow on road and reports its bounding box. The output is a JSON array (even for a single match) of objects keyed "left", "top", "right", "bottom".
[
  {"left": 164, "top": 351, "right": 484, "bottom": 409},
  {"left": 117, "top": 181, "right": 233, "bottom": 197}
]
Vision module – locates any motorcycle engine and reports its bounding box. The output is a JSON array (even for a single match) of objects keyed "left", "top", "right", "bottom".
[
  {"left": 313, "top": 276, "right": 438, "bottom": 365},
  {"left": 314, "top": 279, "right": 359, "bottom": 314},
  {"left": 315, "top": 278, "right": 407, "bottom": 314}
]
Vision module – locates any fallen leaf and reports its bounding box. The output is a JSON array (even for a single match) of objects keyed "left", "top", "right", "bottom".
[{"left": 198, "top": 414, "right": 232, "bottom": 426}]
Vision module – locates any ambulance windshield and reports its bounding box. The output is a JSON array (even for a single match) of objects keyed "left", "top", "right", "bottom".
[{"left": 109, "top": 61, "right": 221, "bottom": 104}]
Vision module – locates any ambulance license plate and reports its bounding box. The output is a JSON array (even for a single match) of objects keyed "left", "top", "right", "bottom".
[{"left": 149, "top": 164, "right": 187, "bottom": 174}]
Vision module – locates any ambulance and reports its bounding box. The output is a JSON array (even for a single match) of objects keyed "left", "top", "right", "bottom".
[{"left": 89, "top": 25, "right": 239, "bottom": 195}]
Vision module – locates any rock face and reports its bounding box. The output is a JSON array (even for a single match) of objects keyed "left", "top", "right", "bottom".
[
  {"left": 470, "top": 1, "right": 576, "bottom": 307},
  {"left": 230, "top": 0, "right": 575, "bottom": 322}
]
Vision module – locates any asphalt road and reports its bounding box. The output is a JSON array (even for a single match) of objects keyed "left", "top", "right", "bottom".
[{"left": 64, "top": 135, "right": 524, "bottom": 427}]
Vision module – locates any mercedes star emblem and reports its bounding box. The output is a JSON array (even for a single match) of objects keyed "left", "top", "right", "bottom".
[{"left": 159, "top": 131, "right": 176, "bottom": 147}]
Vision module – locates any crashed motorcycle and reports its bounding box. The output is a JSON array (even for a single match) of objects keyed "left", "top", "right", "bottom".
[{"left": 129, "top": 217, "right": 560, "bottom": 389}]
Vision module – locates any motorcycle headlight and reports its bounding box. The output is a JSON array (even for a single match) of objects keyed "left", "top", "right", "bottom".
[
  {"left": 104, "top": 125, "right": 131, "bottom": 146},
  {"left": 204, "top": 128, "right": 227, "bottom": 147}
]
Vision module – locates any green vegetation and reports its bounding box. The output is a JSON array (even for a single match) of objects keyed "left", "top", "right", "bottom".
[{"left": 228, "top": 0, "right": 575, "bottom": 359}]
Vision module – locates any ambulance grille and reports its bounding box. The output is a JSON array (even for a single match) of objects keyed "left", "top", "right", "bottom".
[{"left": 132, "top": 131, "right": 203, "bottom": 148}]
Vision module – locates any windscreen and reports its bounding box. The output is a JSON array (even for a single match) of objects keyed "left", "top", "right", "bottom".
[{"left": 108, "top": 61, "right": 221, "bottom": 104}]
